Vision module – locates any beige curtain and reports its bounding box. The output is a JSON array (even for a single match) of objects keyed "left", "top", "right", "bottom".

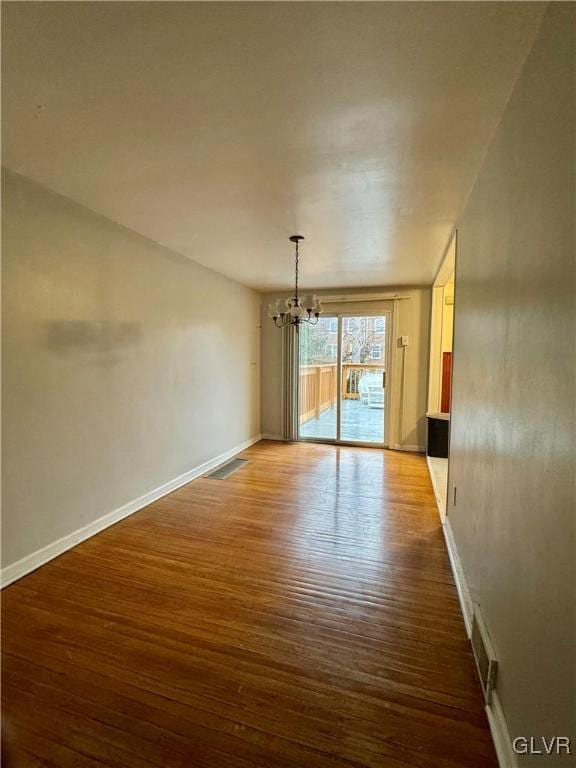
[{"left": 282, "top": 324, "right": 299, "bottom": 441}]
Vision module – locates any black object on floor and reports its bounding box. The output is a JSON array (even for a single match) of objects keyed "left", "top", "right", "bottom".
[{"left": 427, "top": 413, "right": 449, "bottom": 458}]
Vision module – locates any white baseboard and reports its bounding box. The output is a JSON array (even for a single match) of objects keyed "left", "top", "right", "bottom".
[
  {"left": 442, "top": 518, "right": 474, "bottom": 637},
  {"left": 261, "top": 433, "right": 286, "bottom": 441},
  {"left": 442, "top": 519, "right": 516, "bottom": 768},
  {"left": 1, "top": 434, "right": 262, "bottom": 589},
  {"left": 392, "top": 443, "right": 425, "bottom": 453},
  {"left": 486, "top": 690, "right": 518, "bottom": 768}
]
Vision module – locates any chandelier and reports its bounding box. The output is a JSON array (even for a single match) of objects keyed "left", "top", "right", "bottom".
[{"left": 268, "top": 235, "right": 323, "bottom": 328}]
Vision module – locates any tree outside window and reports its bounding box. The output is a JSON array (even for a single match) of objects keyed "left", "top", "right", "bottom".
[
  {"left": 299, "top": 318, "right": 332, "bottom": 364},
  {"left": 342, "top": 317, "right": 383, "bottom": 363}
]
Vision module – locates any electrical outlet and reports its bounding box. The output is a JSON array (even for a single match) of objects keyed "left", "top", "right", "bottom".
[{"left": 401, "top": 335, "right": 409, "bottom": 346}]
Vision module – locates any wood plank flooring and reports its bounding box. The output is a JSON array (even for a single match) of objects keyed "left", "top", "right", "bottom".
[{"left": 2, "top": 440, "right": 497, "bottom": 768}]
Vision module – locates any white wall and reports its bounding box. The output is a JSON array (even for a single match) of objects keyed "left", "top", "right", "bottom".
[
  {"left": 448, "top": 4, "right": 574, "bottom": 760},
  {"left": 2, "top": 170, "right": 261, "bottom": 570},
  {"left": 260, "top": 287, "right": 430, "bottom": 450}
]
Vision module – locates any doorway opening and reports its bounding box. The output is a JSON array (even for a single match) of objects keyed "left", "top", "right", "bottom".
[
  {"left": 298, "top": 314, "right": 389, "bottom": 446},
  {"left": 426, "top": 234, "right": 456, "bottom": 521}
]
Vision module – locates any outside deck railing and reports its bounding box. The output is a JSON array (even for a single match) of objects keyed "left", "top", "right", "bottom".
[{"left": 299, "top": 363, "right": 385, "bottom": 423}]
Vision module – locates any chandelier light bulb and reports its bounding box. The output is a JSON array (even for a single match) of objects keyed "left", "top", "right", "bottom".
[
  {"left": 290, "top": 299, "right": 303, "bottom": 318},
  {"left": 302, "top": 295, "right": 314, "bottom": 312}
]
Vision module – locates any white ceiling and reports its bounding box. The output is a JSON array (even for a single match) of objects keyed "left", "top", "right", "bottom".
[{"left": 2, "top": 2, "right": 545, "bottom": 291}]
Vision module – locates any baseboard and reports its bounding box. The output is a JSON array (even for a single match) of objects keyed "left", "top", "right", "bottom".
[
  {"left": 442, "top": 518, "right": 474, "bottom": 637},
  {"left": 392, "top": 443, "right": 425, "bottom": 453},
  {"left": 486, "top": 691, "right": 518, "bottom": 768},
  {"left": 442, "top": 519, "right": 516, "bottom": 768},
  {"left": 261, "top": 433, "right": 286, "bottom": 441},
  {"left": 1, "top": 434, "right": 262, "bottom": 589}
]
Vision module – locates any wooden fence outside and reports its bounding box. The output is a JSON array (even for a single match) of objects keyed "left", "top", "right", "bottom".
[{"left": 299, "top": 363, "right": 385, "bottom": 424}]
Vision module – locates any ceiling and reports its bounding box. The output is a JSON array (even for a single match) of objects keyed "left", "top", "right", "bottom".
[{"left": 2, "top": 2, "right": 545, "bottom": 291}]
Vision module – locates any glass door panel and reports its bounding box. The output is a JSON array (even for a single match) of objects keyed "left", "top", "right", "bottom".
[
  {"left": 340, "top": 315, "right": 386, "bottom": 444},
  {"left": 298, "top": 318, "right": 338, "bottom": 440}
]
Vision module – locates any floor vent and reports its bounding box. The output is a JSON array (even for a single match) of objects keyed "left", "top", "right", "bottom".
[
  {"left": 471, "top": 605, "right": 498, "bottom": 704},
  {"left": 205, "top": 458, "right": 248, "bottom": 480}
]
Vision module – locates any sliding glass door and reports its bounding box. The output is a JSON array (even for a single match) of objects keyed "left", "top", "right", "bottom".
[
  {"left": 298, "top": 318, "right": 338, "bottom": 441},
  {"left": 298, "top": 314, "right": 388, "bottom": 446},
  {"left": 340, "top": 315, "right": 386, "bottom": 443}
]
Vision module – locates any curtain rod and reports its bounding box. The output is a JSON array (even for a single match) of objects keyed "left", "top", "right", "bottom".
[{"left": 320, "top": 293, "right": 412, "bottom": 303}]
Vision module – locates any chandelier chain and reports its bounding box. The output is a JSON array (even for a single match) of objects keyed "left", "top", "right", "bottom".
[
  {"left": 269, "top": 235, "right": 322, "bottom": 329},
  {"left": 294, "top": 238, "right": 299, "bottom": 302}
]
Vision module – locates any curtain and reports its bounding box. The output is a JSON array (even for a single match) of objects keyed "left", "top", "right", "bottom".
[{"left": 282, "top": 324, "right": 299, "bottom": 441}]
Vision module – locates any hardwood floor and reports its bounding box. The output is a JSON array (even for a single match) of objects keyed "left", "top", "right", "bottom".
[{"left": 2, "top": 440, "right": 497, "bottom": 768}]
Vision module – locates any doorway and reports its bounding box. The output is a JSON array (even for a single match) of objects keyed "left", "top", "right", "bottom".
[
  {"left": 298, "top": 314, "right": 389, "bottom": 446},
  {"left": 426, "top": 233, "right": 456, "bottom": 522}
]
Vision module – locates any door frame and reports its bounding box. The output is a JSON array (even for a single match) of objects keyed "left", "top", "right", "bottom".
[{"left": 297, "top": 309, "right": 393, "bottom": 449}]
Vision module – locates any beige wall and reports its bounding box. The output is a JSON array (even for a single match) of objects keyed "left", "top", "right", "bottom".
[
  {"left": 260, "top": 287, "right": 430, "bottom": 450},
  {"left": 440, "top": 276, "right": 454, "bottom": 355},
  {"left": 427, "top": 285, "right": 444, "bottom": 414},
  {"left": 428, "top": 274, "right": 454, "bottom": 414},
  {"left": 428, "top": 237, "right": 455, "bottom": 415},
  {"left": 448, "top": 3, "right": 574, "bottom": 758},
  {"left": 2, "top": 170, "right": 261, "bottom": 568}
]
